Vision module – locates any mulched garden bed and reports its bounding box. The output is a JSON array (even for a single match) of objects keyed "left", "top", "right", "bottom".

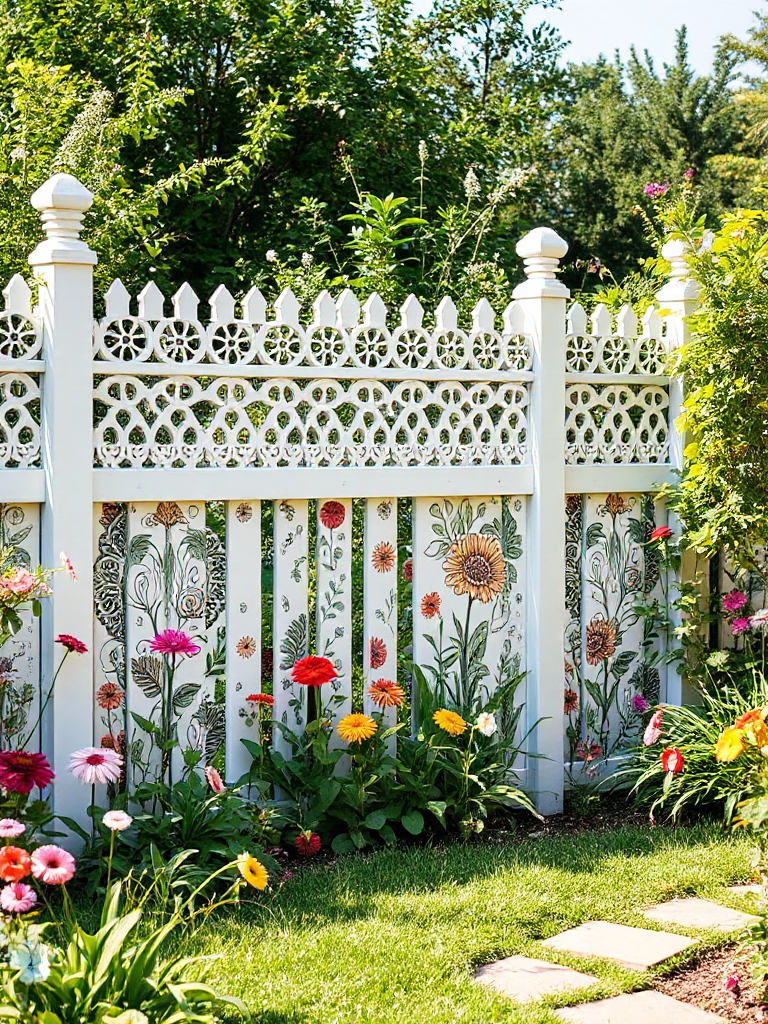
[{"left": 657, "top": 947, "right": 768, "bottom": 1022}]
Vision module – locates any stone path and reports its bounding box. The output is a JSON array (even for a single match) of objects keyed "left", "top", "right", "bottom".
[{"left": 473, "top": 893, "right": 755, "bottom": 1019}]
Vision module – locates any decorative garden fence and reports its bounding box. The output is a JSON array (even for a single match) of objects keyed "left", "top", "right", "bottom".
[{"left": 0, "top": 173, "right": 700, "bottom": 828}]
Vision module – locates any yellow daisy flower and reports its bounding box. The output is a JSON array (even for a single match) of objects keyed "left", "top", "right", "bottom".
[
  {"left": 337, "top": 713, "right": 377, "bottom": 744},
  {"left": 714, "top": 727, "right": 746, "bottom": 763},
  {"left": 237, "top": 852, "right": 268, "bottom": 890},
  {"left": 433, "top": 709, "right": 468, "bottom": 736}
]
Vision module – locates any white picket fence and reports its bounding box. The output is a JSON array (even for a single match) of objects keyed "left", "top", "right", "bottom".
[{"left": 0, "top": 173, "right": 699, "bottom": 828}]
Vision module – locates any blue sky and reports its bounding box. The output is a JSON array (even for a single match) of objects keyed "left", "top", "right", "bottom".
[{"left": 522, "top": 0, "right": 761, "bottom": 74}]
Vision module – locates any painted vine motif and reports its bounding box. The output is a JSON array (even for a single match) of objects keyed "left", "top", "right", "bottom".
[
  {"left": 0, "top": 504, "right": 39, "bottom": 749},
  {"left": 416, "top": 497, "right": 526, "bottom": 725},
  {"left": 564, "top": 492, "right": 663, "bottom": 774}
]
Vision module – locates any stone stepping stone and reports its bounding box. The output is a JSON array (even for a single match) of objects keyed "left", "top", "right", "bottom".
[
  {"left": 555, "top": 990, "right": 724, "bottom": 1023},
  {"left": 542, "top": 921, "right": 694, "bottom": 970},
  {"left": 642, "top": 897, "right": 758, "bottom": 933},
  {"left": 729, "top": 883, "right": 763, "bottom": 898},
  {"left": 473, "top": 955, "right": 597, "bottom": 1003}
]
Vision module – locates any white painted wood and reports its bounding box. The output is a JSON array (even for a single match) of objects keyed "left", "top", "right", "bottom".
[
  {"left": 316, "top": 498, "right": 352, "bottom": 736},
  {"left": 435, "top": 296, "right": 458, "bottom": 332},
  {"left": 241, "top": 287, "right": 266, "bottom": 324},
  {"left": 172, "top": 282, "right": 199, "bottom": 321},
  {"left": 363, "top": 498, "right": 399, "bottom": 741},
  {"left": 362, "top": 293, "right": 387, "bottom": 328},
  {"left": 336, "top": 289, "right": 360, "bottom": 329},
  {"left": 0, "top": 469, "right": 46, "bottom": 502},
  {"left": 567, "top": 302, "right": 587, "bottom": 337},
  {"left": 93, "top": 465, "right": 537, "bottom": 501},
  {"left": 274, "top": 288, "right": 300, "bottom": 325},
  {"left": 565, "top": 465, "right": 677, "bottom": 493},
  {"left": 513, "top": 226, "right": 569, "bottom": 815},
  {"left": 472, "top": 297, "right": 496, "bottom": 333},
  {"left": 224, "top": 499, "right": 261, "bottom": 783},
  {"left": 104, "top": 279, "right": 131, "bottom": 319},
  {"left": 590, "top": 303, "right": 611, "bottom": 337},
  {"left": 616, "top": 304, "right": 637, "bottom": 338},
  {"left": 209, "top": 285, "right": 236, "bottom": 324},
  {"left": 88, "top": 361, "right": 531, "bottom": 382},
  {"left": 28, "top": 174, "right": 97, "bottom": 835},
  {"left": 272, "top": 499, "right": 309, "bottom": 754},
  {"left": 137, "top": 282, "right": 165, "bottom": 320},
  {"left": 400, "top": 294, "right": 424, "bottom": 329},
  {"left": 4, "top": 274, "right": 32, "bottom": 316},
  {"left": 312, "top": 290, "right": 336, "bottom": 328}
]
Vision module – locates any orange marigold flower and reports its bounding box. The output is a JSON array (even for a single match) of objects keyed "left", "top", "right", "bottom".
[
  {"left": 433, "top": 708, "right": 467, "bottom": 736},
  {"left": 367, "top": 679, "right": 405, "bottom": 708},
  {"left": 371, "top": 542, "right": 396, "bottom": 574},
  {"left": 337, "top": 713, "right": 377, "bottom": 743},
  {"left": 420, "top": 592, "right": 441, "bottom": 619},
  {"left": 247, "top": 693, "right": 274, "bottom": 706}
]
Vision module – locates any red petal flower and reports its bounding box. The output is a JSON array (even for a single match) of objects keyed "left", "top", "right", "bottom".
[
  {"left": 650, "top": 526, "right": 672, "bottom": 542},
  {"left": 369, "top": 638, "right": 387, "bottom": 670},
  {"left": 661, "top": 746, "right": 684, "bottom": 774},
  {"left": 295, "top": 831, "right": 321, "bottom": 856},
  {"left": 0, "top": 751, "right": 54, "bottom": 794},
  {"left": 149, "top": 630, "right": 201, "bottom": 657},
  {"left": 319, "top": 501, "right": 345, "bottom": 530},
  {"left": 291, "top": 656, "right": 337, "bottom": 688},
  {"left": 56, "top": 634, "right": 88, "bottom": 654}
]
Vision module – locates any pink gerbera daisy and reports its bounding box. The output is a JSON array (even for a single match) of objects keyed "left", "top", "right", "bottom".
[
  {"left": 149, "top": 630, "right": 201, "bottom": 658},
  {"left": 69, "top": 747, "right": 122, "bottom": 785},
  {"left": 0, "top": 882, "right": 36, "bottom": 913},
  {"left": 0, "top": 819, "right": 25, "bottom": 839},
  {"left": 204, "top": 765, "right": 226, "bottom": 794},
  {"left": 30, "top": 845, "right": 75, "bottom": 885}
]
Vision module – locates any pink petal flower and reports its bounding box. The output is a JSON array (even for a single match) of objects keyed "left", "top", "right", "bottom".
[
  {"left": 732, "top": 617, "right": 751, "bottom": 636},
  {"left": 69, "top": 747, "right": 122, "bottom": 785},
  {"left": 643, "top": 708, "right": 663, "bottom": 746},
  {"left": 723, "top": 591, "right": 748, "bottom": 613},
  {"left": 59, "top": 552, "right": 77, "bottom": 581},
  {"left": 102, "top": 810, "right": 132, "bottom": 832},
  {"left": 0, "top": 819, "right": 25, "bottom": 839},
  {"left": 30, "top": 845, "right": 75, "bottom": 885},
  {"left": 149, "top": 630, "right": 201, "bottom": 658},
  {"left": 204, "top": 765, "right": 226, "bottom": 794},
  {"left": 0, "top": 882, "right": 36, "bottom": 913}
]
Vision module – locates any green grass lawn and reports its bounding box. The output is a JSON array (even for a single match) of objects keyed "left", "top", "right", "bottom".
[{"left": 185, "top": 822, "right": 756, "bottom": 1023}]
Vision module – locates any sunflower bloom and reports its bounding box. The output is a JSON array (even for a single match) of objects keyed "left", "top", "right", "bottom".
[
  {"left": 715, "top": 727, "right": 746, "bottom": 763},
  {"left": 433, "top": 709, "right": 468, "bottom": 736},
  {"left": 442, "top": 534, "right": 506, "bottom": 603},
  {"left": 237, "top": 853, "right": 268, "bottom": 890},
  {"left": 337, "top": 714, "right": 377, "bottom": 744}
]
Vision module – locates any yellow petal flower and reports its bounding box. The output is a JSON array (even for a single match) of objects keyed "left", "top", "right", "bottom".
[
  {"left": 715, "top": 727, "right": 746, "bottom": 763},
  {"left": 337, "top": 713, "right": 377, "bottom": 743},
  {"left": 433, "top": 709, "right": 468, "bottom": 736},
  {"left": 237, "top": 852, "right": 268, "bottom": 890}
]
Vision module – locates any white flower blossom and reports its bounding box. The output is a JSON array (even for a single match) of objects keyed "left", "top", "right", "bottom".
[
  {"left": 463, "top": 167, "right": 481, "bottom": 200},
  {"left": 476, "top": 712, "right": 497, "bottom": 737},
  {"left": 301, "top": 252, "right": 313, "bottom": 268},
  {"left": 8, "top": 934, "right": 51, "bottom": 985},
  {"left": 418, "top": 139, "right": 428, "bottom": 163},
  {"left": 265, "top": 250, "right": 277, "bottom": 263},
  {"left": 102, "top": 809, "right": 133, "bottom": 831},
  {"left": 751, "top": 608, "right": 768, "bottom": 631}
]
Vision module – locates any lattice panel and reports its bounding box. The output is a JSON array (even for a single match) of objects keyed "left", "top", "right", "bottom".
[
  {"left": 565, "top": 383, "right": 669, "bottom": 465},
  {"left": 0, "top": 373, "right": 41, "bottom": 468},
  {"left": 0, "top": 275, "right": 42, "bottom": 360},
  {"left": 565, "top": 302, "right": 668, "bottom": 375},
  {"left": 93, "top": 376, "right": 529, "bottom": 468},
  {"left": 93, "top": 281, "right": 533, "bottom": 372}
]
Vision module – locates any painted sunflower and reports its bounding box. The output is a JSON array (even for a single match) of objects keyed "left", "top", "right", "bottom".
[
  {"left": 442, "top": 534, "right": 506, "bottom": 603},
  {"left": 337, "top": 713, "right": 377, "bottom": 743}
]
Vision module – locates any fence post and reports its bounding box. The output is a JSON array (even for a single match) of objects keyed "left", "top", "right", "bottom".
[
  {"left": 29, "top": 173, "right": 96, "bottom": 835},
  {"left": 513, "top": 226, "right": 569, "bottom": 815},
  {"left": 655, "top": 240, "right": 701, "bottom": 706}
]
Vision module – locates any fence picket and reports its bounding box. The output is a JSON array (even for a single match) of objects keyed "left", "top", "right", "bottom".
[
  {"left": 316, "top": 498, "right": 353, "bottom": 738},
  {"left": 272, "top": 499, "right": 309, "bottom": 755},
  {"left": 363, "top": 498, "right": 399, "bottom": 739}
]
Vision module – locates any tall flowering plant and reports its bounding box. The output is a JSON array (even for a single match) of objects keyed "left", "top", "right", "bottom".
[{"left": 0, "top": 548, "right": 54, "bottom": 651}]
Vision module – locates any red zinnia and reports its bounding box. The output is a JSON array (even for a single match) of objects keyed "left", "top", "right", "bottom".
[
  {"left": 319, "top": 501, "right": 345, "bottom": 530},
  {"left": 247, "top": 693, "right": 275, "bottom": 706},
  {"left": 369, "top": 638, "right": 387, "bottom": 670},
  {"left": 420, "top": 593, "right": 441, "bottom": 619},
  {"left": 0, "top": 751, "right": 54, "bottom": 793},
  {"left": 650, "top": 526, "right": 672, "bottom": 543},
  {"left": 55, "top": 634, "right": 88, "bottom": 654},
  {"left": 295, "top": 831, "right": 321, "bottom": 856},
  {"left": 0, "top": 846, "right": 31, "bottom": 883},
  {"left": 291, "top": 656, "right": 337, "bottom": 688},
  {"left": 661, "top": 746, "right": 684, "bottom": 774}
]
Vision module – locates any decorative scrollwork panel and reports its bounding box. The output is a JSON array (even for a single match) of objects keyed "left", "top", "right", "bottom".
[
  {"left": 93, "top": 375, "right": 530, "bottom": 468},
  {"left": 0, "top": 373, "right": 41, "bottom": 467},
  {"left": 564, "top": 383, "right": 669, "bottom": 464}
]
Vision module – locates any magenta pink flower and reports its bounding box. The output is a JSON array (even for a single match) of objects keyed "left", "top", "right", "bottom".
[
  {"left": 684, "top": 168, "right": 695, "bottom": 181},
  {"left": 69, "top": 747, "right": 122, "bottom": 785},
  {"left": 732, "top": 617, "right": 752, "bottom": 636},
  {"left": 31, "top": 845, "right": 75, "bottom": 885},
  {"left": 724, "top": 972, "right": 740, "bottom": 995},
  {"left": 204, "top": 765, "right": 226, "bottom": 794},
  {"left": 643, "top": 708, "right": 663, "bottom": 746},
  {"left": 0, "top": 882, "right": 36, "bottom": 913},
  {"left": 723, "top": 591, "right": 748, "bottom": 613},
  {"left": 644, "top": 182, "right": 669, "bottom": 199},
  {"left": 149, "top": 630, "right": 201, "bottom": 658},
  {"left": 632, "top": 694, "right": 649, "bottom": 714},
  {"left": 0, "top": 819, "right": 25, "bottom": 839}
]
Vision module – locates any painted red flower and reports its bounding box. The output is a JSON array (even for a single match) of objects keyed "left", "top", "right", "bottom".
[
  {"left": 96, "top": 682, "right": 124, "bottom": 710},
  {"left": 650, "top": 526, "right": 672, "bottom": 542},
  {"left": 319, "top": 501, "right": 345, "bottom": 530},
  {"left": 420, "top": 593, "right": 441, "bottom": 619},
  {"left": 0, "top": 751, "right": 54, "bottom": 793},
  {"left": 369, "top": 638, "right": 387, "bottom": 670},
  {"left": 295, "top": 831, "right": 321, "bottom": 856},
  {"left": 291, "top": 656, "right": 337, "bottom": 688},
  {"left": 56, "top": 635, "right": 88, "bottom": 654},
  {"left": 247, "top": 693, "right": 275, "bottom": 706},
  {"left": 661, "top": 746, "right": 684, "bottom": 774},
  {"left": 564, "top": 689, "right": 579, "bottom": 714},
  {"left": 149, "top": 630, "right": 200, "bottom": 657}
]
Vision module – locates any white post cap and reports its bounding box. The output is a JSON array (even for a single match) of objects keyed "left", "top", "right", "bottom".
[
  {"left": 513, "top": 226, "right": 569, "bottom": 298},
  {"left": 29, "top": 173, "right": 97, "bottom": 266},
  {"left": 656, "top": 238, "right": 700, "bottom": 302}
]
